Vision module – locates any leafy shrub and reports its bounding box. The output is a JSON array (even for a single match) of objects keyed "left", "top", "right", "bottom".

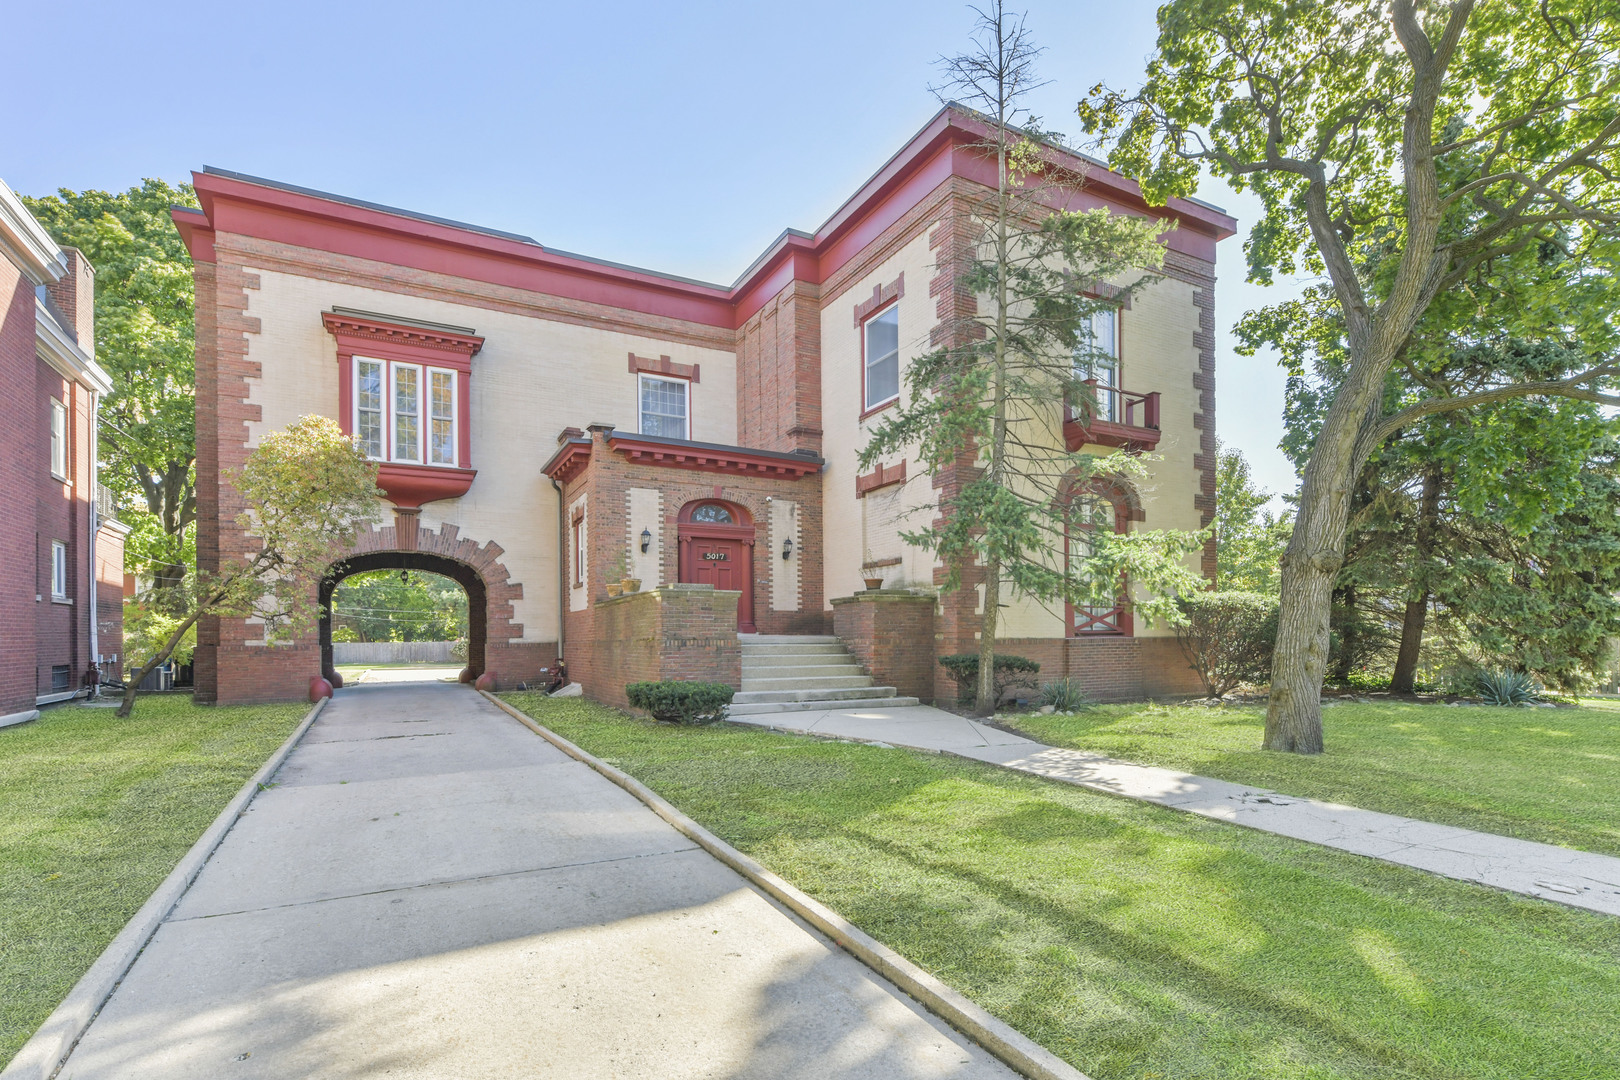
[
  {"left": 939, "top": 654, "right": 1041, "bottom": 705},
  {"left": 1173, "top": 591, "right": 1278, "bottom": 699},
  {"left": 330, "top": 624, "right": 361, "bottom": 643},
  {"left": 1475, "top": 668, "right": 1541, "bottom": 706},
  {"left": 625, "top": 681, "right": 735, "bottom": 724},
  {"left": 1038, "top": 677, "right": 1093, "bottom": 712},
  {"left": 450, "top": 637, "right": 469, "bottom": 662}
]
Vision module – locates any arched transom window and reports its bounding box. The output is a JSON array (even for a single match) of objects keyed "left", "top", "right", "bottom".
[{"left": 689, "top": 503, "right": 734, "bottom": 524}]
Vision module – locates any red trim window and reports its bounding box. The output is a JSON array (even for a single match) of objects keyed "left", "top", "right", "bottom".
[
  {"left": 1065, "top": 489, "right": 1131, "bottom": 635},
  {"left": 353, "top": 357, "right": 459, "bottom": 466},
  {"left": 862, "top": 303, "right": 900, "bottom": 414}
]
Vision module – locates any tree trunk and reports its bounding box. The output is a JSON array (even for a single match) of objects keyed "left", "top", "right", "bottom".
[
  {"left": 1263, "top": 362, "right": 1389, "bottom": 753},
  {"left": 1390, "top": 462, "right": 1442, "bottom": 693},
  {"left": 976, "top": 556, "right": 1000, "bottom": 716},
  {"left": 1330, "top": 584, "right": 1357, "bottom": 684}
]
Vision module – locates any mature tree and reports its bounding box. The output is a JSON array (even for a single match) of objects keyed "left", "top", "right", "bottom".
[
  {"left": 1281, "top": 333, "right": 1620, "bottom": 691},
  {"left": 332, "top": 569, "right": 469, "bottom": 642},
  {"left": 1082, "top": 1, "right": 1620, "bottom": 751},
  {"left": 23, "top": 181, "right": 200, "bottom": 603},
  {"left": 862, "top": 2, "right": 1209, "bottom": 714},
  {"left": 1214, "top": 444, "right": 1291, "bottom": 594},
  {"left": 117, "top": 416, "right": 380, "bottom": 716}
]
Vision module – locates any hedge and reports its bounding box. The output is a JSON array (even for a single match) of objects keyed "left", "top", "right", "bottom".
[
  {"left": 938, "top": 653, "right": 1041, "bottom": 704},
  {"left": 625, "top": 681, "right": 736, "bottom": 724}
]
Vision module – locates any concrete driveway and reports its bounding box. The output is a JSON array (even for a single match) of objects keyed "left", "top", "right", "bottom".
[{"left": 57, "top": 683, "right": 1014, "bottom": 1079}]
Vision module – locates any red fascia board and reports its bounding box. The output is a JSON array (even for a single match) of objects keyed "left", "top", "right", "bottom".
[
  {"left": 171, "top": 207, "right": 216, "bottom": 263},
  {"left": 541, "top": 440, "right": 592, "bottom": 482},
  {"left": 606, "top": 435, "right": 822, "bottom": 478},
  {"left": 192, "top": 172, "right": 738, "bottom": 329}
]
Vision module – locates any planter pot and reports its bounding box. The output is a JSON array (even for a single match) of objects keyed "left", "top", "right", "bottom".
[
  {"left": 863, "top": 577, "right": 885, "bottom": 591},
  {"left": 606, "top": 583, "right": 624, "bottom": 598},
  {"left": 622, "top": 578, "right": 641, "bottom": 593}
]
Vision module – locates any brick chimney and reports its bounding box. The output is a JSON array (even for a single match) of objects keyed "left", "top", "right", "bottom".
[{"left": 43, "top": 246, "right": 95, "bottom": 352}]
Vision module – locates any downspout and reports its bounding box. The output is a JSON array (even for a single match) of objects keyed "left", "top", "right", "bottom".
[
  {"left": 551, "top": 477, "right": 567, "bottom": 663},
  {"left": 88, "top": 387, "right": 99, "bottom": 686}
]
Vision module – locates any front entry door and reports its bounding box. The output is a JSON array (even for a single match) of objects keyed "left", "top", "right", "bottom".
[{"left": 679, "top": 535, "right": 756, "bottom": 633}]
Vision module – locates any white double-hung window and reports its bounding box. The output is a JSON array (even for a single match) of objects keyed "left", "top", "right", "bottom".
[
  {"left": 639, "top": 374, "right": 689, "bottom": 439},
  {"left": 50, "top": 399, "right": 67, "bottom": 480},
  {"left": 354, "top": 357, "right": 458, "bottom": 466},
  {"left": 1075, "top": 308, "right": 1119, "bottom": 422},
  {"left": 863, "top": 305, "right": 900, "bottom": 412}
]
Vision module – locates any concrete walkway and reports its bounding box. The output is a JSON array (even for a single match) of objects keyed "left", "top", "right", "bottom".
[
  {"left": 56, "top": 683, "right": 1016, "bottom": 1079},
  {"left": 727, "top": 703, "right": 1620, "bottom": 917}
]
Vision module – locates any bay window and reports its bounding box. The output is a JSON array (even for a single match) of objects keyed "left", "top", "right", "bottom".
[
  {"left": 639, "top": 374, "right": 689, "bottom": 439},
  {"left": 352, "top": 357, "right": 460, "bottom": 466},
  {"left": 863, "top": 304, "right": 900, "bottom": 412}
]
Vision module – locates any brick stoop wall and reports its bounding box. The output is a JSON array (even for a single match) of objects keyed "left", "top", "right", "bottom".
[
  {"left": 571, "top": 584, "right": 742, "bottom": 707},
  {"left": 831, "top": 590, "right": 937, "bottom": 704},
  {"left": 987, "top": 635, "right": 1203, "bottom": 703}
]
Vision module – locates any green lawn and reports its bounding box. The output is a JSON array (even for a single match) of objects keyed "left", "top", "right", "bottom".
[
  {"left": 1004, "top": 699, "right": 1620, "bottom": 857},
  {"left": 0, "top": 696, "right": 310, "bottom": 1068},
  {"left": 502, "top": 693, "right": 1620, "bottom": 1080}
]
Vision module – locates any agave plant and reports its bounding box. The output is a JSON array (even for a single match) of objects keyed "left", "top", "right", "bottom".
[
  {"left": 1038, "top": 677, "right": 1093, "bottom": 712},
  {"left": 1475, "top": 668, "right": 1541, "bottom": 707}
]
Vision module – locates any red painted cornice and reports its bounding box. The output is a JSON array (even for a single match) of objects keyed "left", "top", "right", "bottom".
[
  {"left": 322, "top": 310, "right": 484, "bottom": 370},
  {"left": 608, "top": 435, "right": 823, "bottom": 479},
  {"left": 180, "top": 106, "right": 1237, "bottom": 330},
  {"left": 542, "top": 440, "right": 593, "bottom": 485}
]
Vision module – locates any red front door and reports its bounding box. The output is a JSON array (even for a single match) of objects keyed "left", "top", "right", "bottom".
[{"left": 680, "top": 535, "right": 756, "bottom": 632}]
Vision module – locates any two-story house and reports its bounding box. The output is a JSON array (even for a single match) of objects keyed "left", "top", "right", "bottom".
[
  {"left": 174, "top": 106, "right": 1234, "bottom": 709},
  {"left": 1, "top": 180, "right": 126, "bottom": 727}
]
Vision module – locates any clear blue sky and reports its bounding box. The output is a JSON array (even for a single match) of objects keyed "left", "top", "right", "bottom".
[{"left": 6, "top": 0, "right": 1308, "bottom": 504}]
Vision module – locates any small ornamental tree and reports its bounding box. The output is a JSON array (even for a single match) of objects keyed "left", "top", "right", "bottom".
[
  {"left": 861, "top": 2, "right": 1210, "bottom": 715},
  {"left": 117, "top": 415, "right": 381, "bottom": 716}
]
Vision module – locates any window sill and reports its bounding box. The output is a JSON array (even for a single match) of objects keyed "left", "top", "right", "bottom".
[
  {"left": 859, "top": 397, "right": 899, "bottom": 422},
  {"left": 50, "top": 597, "right": 73, "bottom": 606},
  {"left": 50, "top": 472, "right": 68, "bottom": 484}
]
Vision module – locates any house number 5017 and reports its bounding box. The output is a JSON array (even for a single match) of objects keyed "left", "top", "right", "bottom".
[{"left": 703, "top": 552, "right": 728, "bottom": 561}]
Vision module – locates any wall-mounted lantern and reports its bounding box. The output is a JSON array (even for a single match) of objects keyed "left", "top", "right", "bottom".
[
  {"left": 782, "top": 536, "right": 794, "bottom": 560},
  {"left": 640, "top": 528, "right": 652, "bottom": 553}
]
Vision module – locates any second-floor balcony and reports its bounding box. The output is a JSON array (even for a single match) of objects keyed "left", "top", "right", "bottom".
[{"left": 1064, "top": 380, "right": 1162, "bottom": 452}]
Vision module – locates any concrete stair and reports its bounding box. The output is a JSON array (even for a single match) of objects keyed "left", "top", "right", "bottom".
[{"left": 730, "top": 635, "right": 920, "bottom": 716}]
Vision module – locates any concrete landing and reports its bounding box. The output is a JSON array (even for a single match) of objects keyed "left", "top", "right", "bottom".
[
  {"left": 56, "top": 683, "right": 1015, "bottom": 1079},
  {"left": 727, "top": 703, "right": 1620, "bottom": 916}
]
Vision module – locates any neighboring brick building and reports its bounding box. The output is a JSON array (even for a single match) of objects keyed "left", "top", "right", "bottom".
[
  {"left": 0, "top": 181, "right": 126, "bottom": 727},
  {"left": 175, "top": 105, "right": 1234, "bottom": 706}
]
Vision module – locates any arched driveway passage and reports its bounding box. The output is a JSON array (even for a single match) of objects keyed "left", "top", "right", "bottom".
[
  {"left": 49, "top": 683, "right": 1020, "bottom": 1079},
  {"left": 320, "top": 552, "right": 485, "bottom": 687}
]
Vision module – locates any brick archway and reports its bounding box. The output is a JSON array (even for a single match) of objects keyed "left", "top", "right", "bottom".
[{"left": 319, "top": 516, "right": 527, "bottom": 687}]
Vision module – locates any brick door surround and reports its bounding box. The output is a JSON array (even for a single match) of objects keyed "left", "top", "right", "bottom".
[{"left": 676, "top": 499, "right": 757, "bottom": 633}]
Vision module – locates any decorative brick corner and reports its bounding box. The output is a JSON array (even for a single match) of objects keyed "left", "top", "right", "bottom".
[{"left": 831, "top": 590, "right": 937, "bottom": 704}]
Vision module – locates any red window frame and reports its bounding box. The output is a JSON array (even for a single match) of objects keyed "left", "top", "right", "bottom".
[
  {"left": 1064, "top": 488, "right": 1132, "bottom": 636},
  {"left": 572, "top": 516, "right": 585, "bottom": 586}
]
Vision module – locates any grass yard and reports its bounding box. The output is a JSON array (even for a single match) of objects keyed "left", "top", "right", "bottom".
[
  {"left": 0, "top": 695, "right": 310, "bottom": 1069},
  {"left": 503, "top": 692, "right": 1620, "bottom": 1080},
  {"left": 1005, "top": 699, "right": 1620, "bottom": 857}
]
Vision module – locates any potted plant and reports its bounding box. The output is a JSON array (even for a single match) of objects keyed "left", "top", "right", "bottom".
[
  {"left": 607, "top": 550, "right": 630, "bottom": 596},
  {"left": 622, "top": 576, "right": 642, "bottom": 593},
  {"left": 605, "top": 581, "right": 624, "bottom": 598},
  {"left": 862, "top": 551, "right": 885, "bottom": 591}
]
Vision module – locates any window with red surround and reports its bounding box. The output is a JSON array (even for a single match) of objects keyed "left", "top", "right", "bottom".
[
  {"left": 856, "top": 273, "right": 905, "bottom": 417},
  {"left": 323, "top": 310, "right": 483, "bottom": 508},
  {"left": 1065, "top": 487, "right": 1132, "bottom": 636}
]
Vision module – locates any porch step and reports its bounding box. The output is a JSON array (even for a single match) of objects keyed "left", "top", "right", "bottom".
[
  {"left": 727, "top": 696, "right": 923, "bottom": 716},
  {"left": 734, "top": 633, "right": 908, "bottom": 714},
  {"left": 740, "top": 643, "right": 850, "bottom": 657},
  {"left": 741, "top": 674, "right": 877, "bottom": 692}
]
